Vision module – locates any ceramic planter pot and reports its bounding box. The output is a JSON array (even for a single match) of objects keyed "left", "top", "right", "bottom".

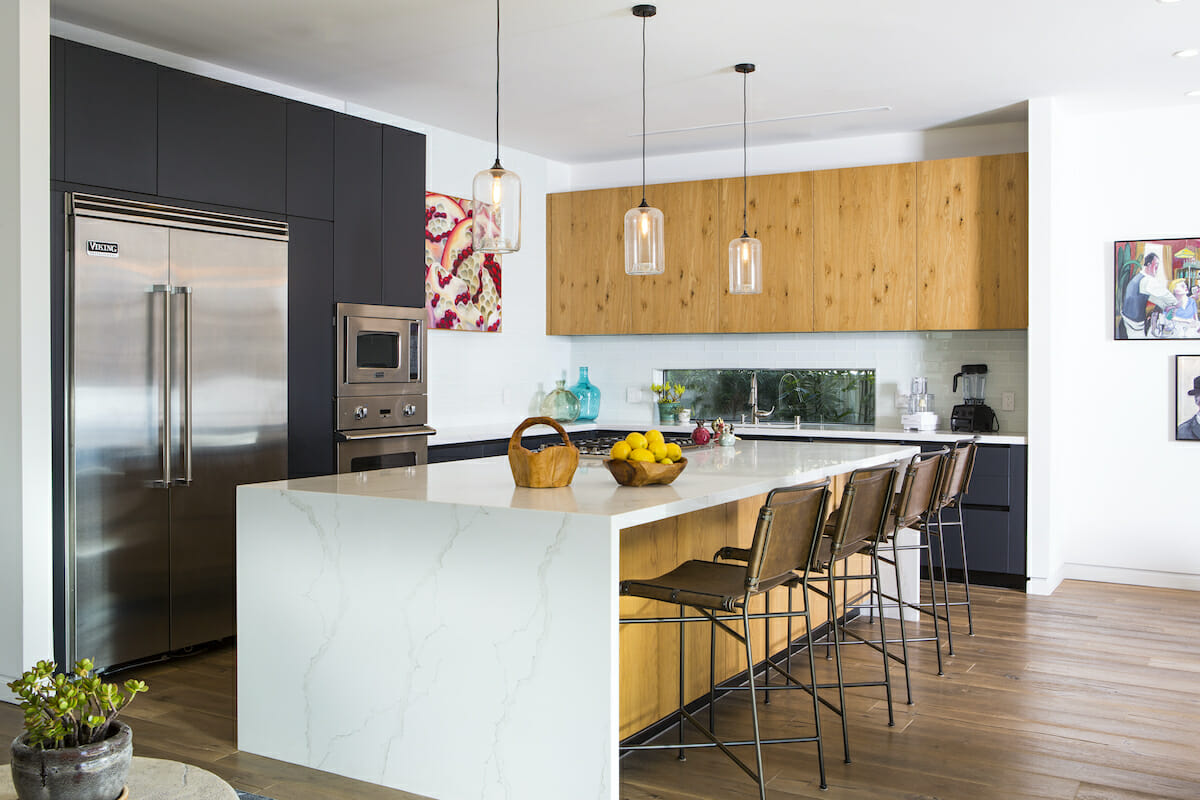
[
  {"left": 657, "top": 402, "right": 680, "bottom": 424},
  {"left": 10, "top": 721, "right": 132, "bottom": 800}
]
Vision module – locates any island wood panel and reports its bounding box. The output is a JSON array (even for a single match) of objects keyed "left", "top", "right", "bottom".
[
  {"left": 916, "top": 153, "right": 1029, "bottom": 330},
  {"left": 619, "top": 476, "right": 868, "bottom": 738},
  {"left": 545, "top": 187, "right": 633, "bottom": 334},
  {"left": 630, "top": 179, "right": 721, "bottom": 334},
  {"left": 813, "top": 163, "right": 917, "bottom": 331},
  {"left": 717, "top": 171, "right": 816, "bottom": 332}
]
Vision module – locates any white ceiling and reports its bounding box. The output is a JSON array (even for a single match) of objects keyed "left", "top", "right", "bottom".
[{"left": 49, "top": 0, "right": 1200, "bottom": 164}]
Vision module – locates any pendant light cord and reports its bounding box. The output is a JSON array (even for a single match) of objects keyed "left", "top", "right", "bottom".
[
  {"left": 494, "top": 0, "right": 502, "bottom": 167},
  {"left": 742, "top": 68, "right": 748, "bottom": 237},
  {"left": 640, "top": 12, "right": 647, "bottom": 206}
]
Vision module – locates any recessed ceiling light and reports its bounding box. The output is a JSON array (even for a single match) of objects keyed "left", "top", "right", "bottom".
[
  {"left": 1158, "top": 0, "right": 1182, "bottom": 5},
  {"left": 1174, "top": 48, "right": 1200, "bottom": 57},
  {"left": 1187, "top": 89, "right": 1200, "bottom": 96}
]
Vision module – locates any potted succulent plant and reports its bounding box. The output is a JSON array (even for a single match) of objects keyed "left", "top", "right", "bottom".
[
  {"left": 650, "top": 382, "right": 686, "bottom": 424},
  {"left": 7, "top": 659, "right": 148, "bottom": 800}
]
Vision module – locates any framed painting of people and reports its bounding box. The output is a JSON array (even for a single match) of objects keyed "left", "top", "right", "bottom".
[
  {"left": 1115, "top": 238, "right": 1200, "bottom": 339},
  {"left": 1176, "top": 356, "right": 1200, "bottom": 441}
]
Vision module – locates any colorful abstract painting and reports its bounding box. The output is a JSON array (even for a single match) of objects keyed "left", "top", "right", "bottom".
[{"left": 425, "top": 192, "right": 501, "bottom": 332}]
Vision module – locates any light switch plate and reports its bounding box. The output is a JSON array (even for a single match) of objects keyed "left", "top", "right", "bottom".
[
  {"left": 1001, "top": 391, "right": 1015, "bottom": 411},
  {"left": 627, "top": 387, "right": 643, "bottom": 403}
]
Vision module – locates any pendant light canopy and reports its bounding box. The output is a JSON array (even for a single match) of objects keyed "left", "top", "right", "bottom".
[
  {"left": 472, "top": 0, "right": 521, "bottom": 254},
  {"left": 728, "top": 63, "right": 762, "bottom": 295},
  {"left": 624, "top": 4, "right": 665, "bottom": 276}
]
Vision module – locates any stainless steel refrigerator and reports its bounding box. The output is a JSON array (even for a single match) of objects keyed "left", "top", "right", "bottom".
[{"left": 65, "top": 193, "right": 288, "bottom": 670}]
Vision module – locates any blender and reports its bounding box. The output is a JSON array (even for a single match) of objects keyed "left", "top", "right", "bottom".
[{"left": 950, "top": 364, "right": 998, "bottom": 432}]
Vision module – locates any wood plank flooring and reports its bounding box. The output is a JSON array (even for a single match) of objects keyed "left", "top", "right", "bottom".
[{"left": 2, "top": 580, "right": 1197, "bottom": 799}]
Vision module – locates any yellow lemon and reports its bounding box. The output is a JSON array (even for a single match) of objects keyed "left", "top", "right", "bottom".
[
  {"left": 625, "top": 431, "right": 648, "bottom": 450},
  {"left": 610, "top": 441, "right": 632, "bottom": 461},
  {"left": 629, "top": 447, "right": 655, "bottom": 462},
  {"left": 644, "top": 429, "right": 665, "bottom": 447},
  {"left": 659, "top": 457, "right": 674, "bottom": 465},
  {"left": 665, "top": 442, "right": 683, "bottom": 461},
  {"left": 650, "top": 442, "right": 668, "bottom": 461}
]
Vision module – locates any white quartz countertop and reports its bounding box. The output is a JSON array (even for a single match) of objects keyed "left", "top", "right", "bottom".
[
  {"left": 253, "top": 439, "right": 919, "bottom": 529},
  {"left": 427, "top": 418, "right": 1027, "bottom": 447}
]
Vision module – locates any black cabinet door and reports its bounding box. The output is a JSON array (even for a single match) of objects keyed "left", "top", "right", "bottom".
[
  {"left": 333, "top": 114, "right": 383, "bottom": 304},
  {"left": 961, "top": 445, "right": 1010, "bottom": 507},
  {"left": 286, "top": 102, "right": 334, "bottom": 221},
  {"left": 63, "top": 40, "right": 157, "bottom": 194},
  {"left": 287, "top": 216, "right": 335, "bottom": 478},
  {"left": 158, "top": 68, "right": 286, "bottom": 213},
  {"left": 51, "top": 38, "right": 65, "bottom": 183},
  {"left": 382, "top": 126, "right": 427, "bottom": 308}
]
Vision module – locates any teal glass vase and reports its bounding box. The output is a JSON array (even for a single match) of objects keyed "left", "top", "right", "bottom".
[{"left": 569, "top": 367, "right": 601, "bottom": 421}]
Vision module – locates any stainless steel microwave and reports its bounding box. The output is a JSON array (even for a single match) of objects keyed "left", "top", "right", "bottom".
[{"left": 336, "top": 303, "right": 426, "bottom": 397}]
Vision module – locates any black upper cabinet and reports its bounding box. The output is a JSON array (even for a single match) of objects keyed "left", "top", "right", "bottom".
[
  {"left": 286, "top": 103, "right": 334, "bottom": 221},
  {"left": 51, "top": 38, "right": 64, "bottom": 183},
  {"left": 158, "top": 69, "right": 286, "bottom": 213},
  {"left": 62, "top": 40, "right": 157, "bottom": 194},
  {"left": 333, "top": 114, "right": 383, "bottom": 304},
  {"left": 382, "top": 126, "right": 427, "bottom": 308}
]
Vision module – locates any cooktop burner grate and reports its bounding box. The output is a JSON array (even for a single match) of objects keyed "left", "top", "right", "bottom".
[{"left": 560, "top": 433, "right": 703, "bottom": 457}]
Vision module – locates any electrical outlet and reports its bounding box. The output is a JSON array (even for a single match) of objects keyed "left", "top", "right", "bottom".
[
  {"left": 1001, "top": 391, "right": 1015, "bottom": 412},
  {"left": 627, "top": 387, "right": 643, "bottom": 404},
  {"left": 896, "top": 393, "right": 910, "bottom": 409}
]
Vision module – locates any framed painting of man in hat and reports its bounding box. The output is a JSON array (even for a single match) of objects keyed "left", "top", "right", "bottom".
[{"left": 1176, "top": 356, "right": 1200, "bottom": 440}]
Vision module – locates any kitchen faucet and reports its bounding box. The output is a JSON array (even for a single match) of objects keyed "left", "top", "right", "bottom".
[{"left": 748, "top": 371, "right": 774, "bottom": 423}]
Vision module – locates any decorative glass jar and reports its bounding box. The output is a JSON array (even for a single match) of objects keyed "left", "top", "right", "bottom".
[
  {"left": 568, "top": 367, "right": 601, "bottom": 421},
  {"left": 540, "top": 379, "right": 581, "bottom": 423}
]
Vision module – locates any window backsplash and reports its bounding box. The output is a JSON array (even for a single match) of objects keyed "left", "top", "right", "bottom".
[{"left": 662, "top": 368, "right": 875, "bottom": 425}]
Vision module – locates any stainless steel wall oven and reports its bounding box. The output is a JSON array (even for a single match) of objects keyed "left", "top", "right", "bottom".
[{"left": 335, "top": 303, "right": 434, "bottom": 472}]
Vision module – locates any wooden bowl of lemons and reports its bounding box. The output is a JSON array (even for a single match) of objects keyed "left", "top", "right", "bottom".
[{"left": 603, "top": 431, "right": 687, "bottom": 486}]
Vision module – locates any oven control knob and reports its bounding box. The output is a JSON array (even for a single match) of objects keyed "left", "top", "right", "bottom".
[
  {"left": 354, "top": 405, "right": 369, "bottom": 420},
  {"left": 403, "top": 404, "right": 417, "bottom": 416}
]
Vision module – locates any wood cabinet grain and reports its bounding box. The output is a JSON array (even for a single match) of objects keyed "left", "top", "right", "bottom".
[
  {"left": 916, "top": 154, "right": 1028, "bottom": 330},
  {"left": 717, "top": 171, "right": 815, "bottom": 332},
  {"left": 545, "top": 187, "right": 633, "bottom": 334},
  {"left": 813, "top": 163, "right": 917, "bottom": 331}
]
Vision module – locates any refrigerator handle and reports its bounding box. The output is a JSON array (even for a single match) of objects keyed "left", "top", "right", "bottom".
[
  {"left": 152, "top": 284, "right": 172, "bottom": 488},
  {"left": 174, "top": 286, "right": 193, "bottom": 486}
]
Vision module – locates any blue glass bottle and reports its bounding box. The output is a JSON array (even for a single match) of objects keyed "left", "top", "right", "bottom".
[{"left": 569, "top": 367, "right": 601, "bottom": 421}]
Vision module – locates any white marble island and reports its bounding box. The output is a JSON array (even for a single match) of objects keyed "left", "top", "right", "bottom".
[{"left": 235, "top": 439, "right": 918, "bottom": 800}]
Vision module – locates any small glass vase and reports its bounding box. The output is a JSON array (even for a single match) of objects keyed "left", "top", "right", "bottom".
[
  {"left": 569, "top": 367, "right": 601, "bottom": 421},
  {"left": 540, "top": 379, "right": 581, "bottom": 423}
]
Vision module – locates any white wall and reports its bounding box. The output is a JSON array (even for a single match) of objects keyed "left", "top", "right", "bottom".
[
  {"left": 1, "top": 0, "right": 52, "bottom": 694},
  {"left": 1031, "top": 101, "right": 1200, "bottom": 592}
]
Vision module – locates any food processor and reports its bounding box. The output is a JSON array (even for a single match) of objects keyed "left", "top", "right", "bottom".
[
  {"left": 901, "top": 377, "right": 938, "bottom": 431},
  {"left": 950, "top": 364, "right": 998, "bottom": 432}
]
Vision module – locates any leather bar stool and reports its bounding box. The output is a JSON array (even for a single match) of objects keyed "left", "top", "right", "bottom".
[
  {"left": 619, "top": 480, "right": 832, "bottom": 797},
  {"left": 795, "top": 463, "right": 899, "bottom": 764},
  {"left": 869, "top": 448, "right": 950, "bottom": 693},
  {"left": 928, "top": 438, "right": 979, "bottom": 654}
]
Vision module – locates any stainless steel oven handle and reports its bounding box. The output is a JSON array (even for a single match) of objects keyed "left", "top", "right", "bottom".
[
  {"left": 152, "top": 284, "right": 171, "bottom": 488},
  {"left": 336, "top": 425, "right": 437, "bottom": 441},
  {"left": 174, "top": 286, "right": 193, "bottom": 485}
]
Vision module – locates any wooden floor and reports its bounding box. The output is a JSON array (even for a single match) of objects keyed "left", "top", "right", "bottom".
[{"left": 2, "top": 580, "right": 1198, "bottom": 800}]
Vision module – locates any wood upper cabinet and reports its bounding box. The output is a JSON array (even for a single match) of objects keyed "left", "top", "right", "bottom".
[
  {"left": 717, "top": 172, "right": 815, "bottom": 332},
  {"left": 631, "top": 179, "right": 721, "bottom": 333},
  {"left": 813, "top": 163, "right": 917, "bottom": 331},
  {"left": 546, "top": 187, "right": 633, "bottom": 334},
  {"left": 916, "top": 154, "right": 1028, "bottom": 330}
]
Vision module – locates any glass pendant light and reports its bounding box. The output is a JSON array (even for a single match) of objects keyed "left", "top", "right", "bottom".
[
  {"left": 728, "top": 63, "right": 762, "bottom": 294},
  {"left": 472, "top": 0, "right": 521, "bottom": 254},
  {"left": 624, "top": 4, "right": 665, "bottom": 276}
]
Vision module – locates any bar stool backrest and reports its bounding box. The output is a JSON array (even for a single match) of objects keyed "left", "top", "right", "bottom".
[
  {"left": 745, "top": 480, "right": 830, "bottom": 591},
  {"left": 826, "top": 464, "right": 898, "bottom": 561},
  {"left": 894, "top": 448, "right": 948, "bottom": 529},
  {"left": 937, "top": 440, "right": 977, "bottom": 510}
]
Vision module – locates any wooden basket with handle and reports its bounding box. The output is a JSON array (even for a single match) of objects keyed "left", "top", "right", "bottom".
[{"left": 508, "top": 416, "right": 579, "bottom": 488}]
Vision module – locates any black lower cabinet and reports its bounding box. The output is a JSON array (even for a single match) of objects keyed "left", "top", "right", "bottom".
[{"left": 287, "top": 217, "right": 335, "bottom": 478}]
